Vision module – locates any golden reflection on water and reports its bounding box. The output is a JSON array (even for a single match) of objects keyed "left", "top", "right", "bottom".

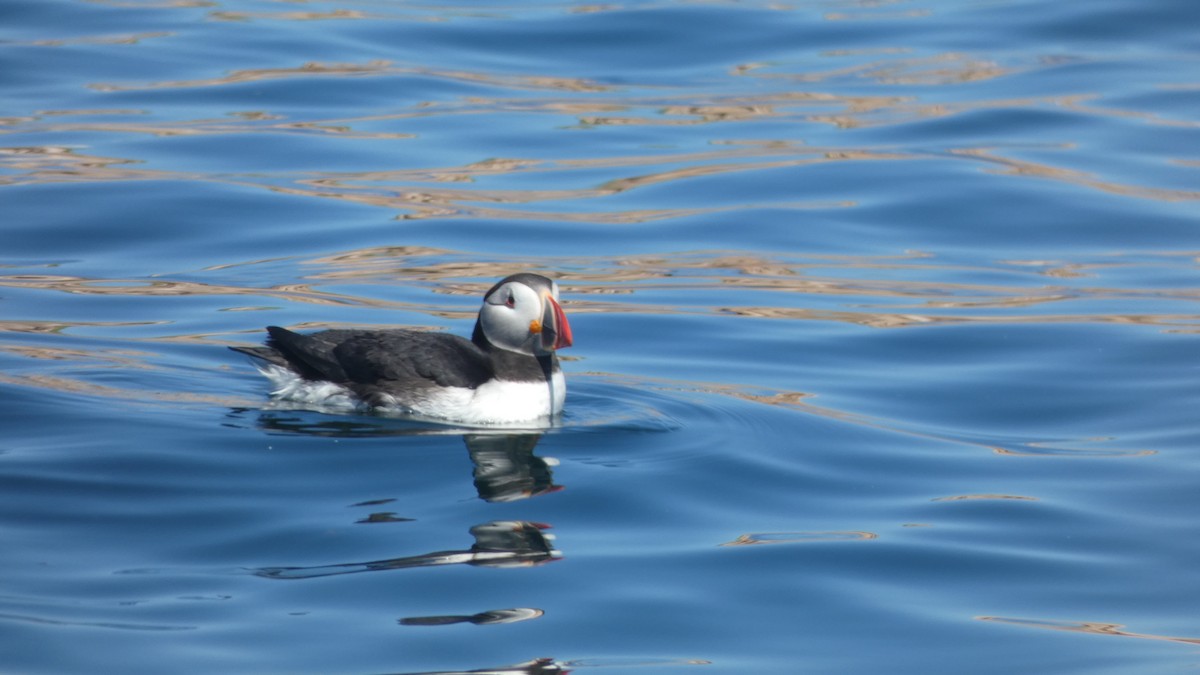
[
  {"left": 2, "top": 136, "right": 1192, "bottom": 230},
  {"left": 0, "top": 274, "right": 408, "bottom": 309},
  {"left": 4, "top": 249, "right": 1199, "bottom": 334},
  {"left": 88, "top": 60, "right": 610, "bottom": 94},
  {"left": 306, "top": 247, "right": 1200, "bottom": 331},
  {"left": 978, "top": 616, "right": 1200, "bottom": 647},
  {"left": 0, "top": 115, "right": 413, "bottom": 141},
  {"left": 0, "top": 332, "right": 256, "bottom": 408},
  {"left": 25, "top": 31, "right": 173, "bottom": 47},
  {"left": 580, "top": 372, "right": 1156, "bottom": 459},
  {"left": 5, "top": 85, "right": 1195, "bottom": 216},
  {"left": 721, "top": 531, "right": 878, "bottom": 546},
  {"left": 0, "top": 251, "right": 1168, "bottom": 460},
  {"left": 735, "top": 52, "right": 1009, "bottom": 86},
  {"left": 271, "top": 144, "right": 875, "bottom": 222},
  {"left": 82, "top": 0, "right": 213, "bottom": 8},
  {"left": 0, "top": 319, "right": 164, "bottom": 335},
  {"left": 953, "top": 147, "right": 1200, "bottom": 203},
  {"left": 210, "top": 10, "right": 372, "bottom": 23},
  {"left": 0, "top": 371, "right": 255, "bottom": 409},
  {"left": 3, "top": 344, "right": 157, "bottom": 367},
  {"left": 993, "top": 438, "right": 1155, "bottom": 458},
  {"left": 824, "top": 9, "right": 931, "bottom": 21},
  {"left": 0, "top": 142, "right": 861, "bottom": 224},
  {"left": 2, "top": 23, "right": 1192, "bottom": 211},
  {"left": 931, "top": 494, "right": 1038, "bottom": 502}
]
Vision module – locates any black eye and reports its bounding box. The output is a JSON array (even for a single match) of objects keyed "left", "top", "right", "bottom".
[{"left": 505, "top": 293, "right": 515, "bottom": 308}]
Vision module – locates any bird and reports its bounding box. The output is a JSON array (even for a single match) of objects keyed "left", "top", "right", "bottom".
[{"left": 230, "top": 273, "right": 573, "bottom": 424}]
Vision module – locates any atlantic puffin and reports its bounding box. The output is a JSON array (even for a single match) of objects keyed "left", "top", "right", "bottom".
[{"left": 230, "top": 273, "right": 572, "bottom": 424}]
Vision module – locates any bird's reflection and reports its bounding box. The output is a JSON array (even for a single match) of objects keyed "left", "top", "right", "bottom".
[
  {"left": 231, "top": 409, "right": 562, "bottom": 503},
  {"left": 254, "top": 520, "right": 560, "bottom": 580},
  {"left": 380, "top": 657, "right": 565, "bottom": 675},
  {"left": 466, "top": 433, "right": 562, "bottom": 502},
  {"left": 399, "top": 607, "right": 544, "bottom": 627}
]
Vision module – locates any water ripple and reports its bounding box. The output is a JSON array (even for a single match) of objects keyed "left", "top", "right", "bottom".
[
  {"left": 719, "top": 531, "right": 878, "bottom": 546},
  {"left": 978, "top": 616, "right": 1200, "bottom": 647},
  {"left": 0, "top": 610, "right": 193, "bottom": 632}
]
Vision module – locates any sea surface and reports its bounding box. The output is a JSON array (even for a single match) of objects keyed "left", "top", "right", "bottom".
[{"left": 3, "top": 1, "right": 1200, "bottom": 673}]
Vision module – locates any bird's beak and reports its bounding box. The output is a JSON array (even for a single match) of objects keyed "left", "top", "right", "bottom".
[{"left": 536, "top": 293, "right": 573, "bottom": 351}]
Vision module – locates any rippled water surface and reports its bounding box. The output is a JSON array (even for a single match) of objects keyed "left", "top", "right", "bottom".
[{"left": 3, "top": 1, "right": 1200, "bottom": 673}]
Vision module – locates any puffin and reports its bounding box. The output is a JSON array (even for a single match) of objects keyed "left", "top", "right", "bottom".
[{"left": 230, "top": 273, "right": 573, "bottom": 424}]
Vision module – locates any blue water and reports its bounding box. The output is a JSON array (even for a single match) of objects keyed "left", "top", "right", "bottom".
[{"left": 3, "top": 0, "right": 1200, "bottom": 673}]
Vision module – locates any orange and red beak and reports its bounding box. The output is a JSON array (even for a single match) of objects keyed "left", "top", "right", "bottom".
[{"left": 539, "top": 294, "right": 573, "bottom": 351}]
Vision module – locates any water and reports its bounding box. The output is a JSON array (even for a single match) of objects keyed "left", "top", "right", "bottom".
[{"left": 3, "top": 0, "right": 1200, "bottom": 673}]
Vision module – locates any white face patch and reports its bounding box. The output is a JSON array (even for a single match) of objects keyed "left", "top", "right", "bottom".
[{"left": 478, "top": 281, "right": 544, "bottom": 355}]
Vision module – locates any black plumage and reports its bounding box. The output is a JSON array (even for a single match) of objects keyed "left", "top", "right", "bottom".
[
  {"left": 229, "top": 273, "right": 570, "bottom": 419},
  {"left": 231, "top": 325, "right": 554, "bottom": 405}
]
